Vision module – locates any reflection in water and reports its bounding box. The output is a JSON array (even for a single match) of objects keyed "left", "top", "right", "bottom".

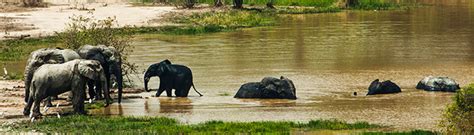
[{"left": 159, "top": 97, "right": 193, "bottom": 113}]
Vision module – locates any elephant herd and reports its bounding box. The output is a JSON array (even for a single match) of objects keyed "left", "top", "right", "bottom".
[
  {"left": 23, "top": 45, "right": 123, "bottom": 118},
  {"left": 21, "top": 45, "right": 463, "bottom": 119}
]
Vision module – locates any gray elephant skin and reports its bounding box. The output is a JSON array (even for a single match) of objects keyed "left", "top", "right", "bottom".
[
  {"left": 367, "top": 79, "right": 401, "bottom": 95},
  {"left": 24, "top": 48, "right": 80, "bottom": 104},
  {"left": 234, "top": 76, "right": 297, "bottom": 99},
  {"left": 23, "top": 59, "right": 109, "bottom": 117},
  {"left": 78, "top": 45, "right": 123, "bottom": 103},
  {"left": 416, "top": 76, "right": 460, "bottom": 92},
  {"left": 144, "top": 59, "right": 203, "bottom": 97}
]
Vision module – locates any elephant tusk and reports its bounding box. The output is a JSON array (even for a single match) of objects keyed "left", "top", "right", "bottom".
[
  {"left": 30, "top": 117, "right": 35, "bottom": 122},
  {"left": 56, "top": 112, "right": 61, "bottom": 118}
]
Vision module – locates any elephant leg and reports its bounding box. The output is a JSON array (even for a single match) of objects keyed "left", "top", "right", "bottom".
[
  {"left": 95, "top": 81, "right": 103, "bottom": 100},
  {"left": 32, "top": 96, "right": 43, "bottom": 118},
  {"left": 23, "top": 95, "right": 34, "bottom": 116},
  {"left": 44, "top": 97, "right": 53, "bottom": 107},
  {"left": 166, "top": 89, "right": 172, "bottom": 97},
  {"left": 175, "top": 82, "right": 191, "bottom": 97},
  {"left": 87, "top": 80, "right": 96, "bottom": 100},
  {"left": 156, "top": 88, "right": 166, "bottom": 97},
  {"left": 72, "top": 85, "right": 86, "bottom": 115}
]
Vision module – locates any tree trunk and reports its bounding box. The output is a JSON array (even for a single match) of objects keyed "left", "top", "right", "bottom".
[
  {"left": 214, "top": 0, "right": 224, "bottom": 7},
  {"left": 23, "top": 0, "right": 41, "bottom": 7},
  {"left": 266, "top": 0, "right": 275, "bottom": 9},
  {"left": 233, "top": 0, "right": 243, "bottom": 9},
  {"left": 346, "top": 0, "right": 358, "bottom": 7}
]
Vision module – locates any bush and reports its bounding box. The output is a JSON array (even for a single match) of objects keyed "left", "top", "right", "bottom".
[
  {"left": 56, "top": 15, "right": 138, "bottom": 87},
  {"left": 440, "top": 83, "right": 474, "bottom": 133}
]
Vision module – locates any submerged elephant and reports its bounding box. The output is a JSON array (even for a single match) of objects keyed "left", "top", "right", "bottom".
[
  {"left": 23, "top": 59, "right": 109, "bottom": 117},
  {"left": 367, "top": 79, "right": 401, "bottom": 95},
  {"left": 416, "top": 76, "right": 460, "bottom": 92},
  {"left": 234, "top": 76, "right": 297, "bottom": 99},
  {"left": 24, "top": 48, "right": 80, "bottom": 105},
  {"left": 144, "top": 59, "right": 203, "bottom": 97},
  {"left": 78, "top": 45, "right": 123, "bottom": 103}
]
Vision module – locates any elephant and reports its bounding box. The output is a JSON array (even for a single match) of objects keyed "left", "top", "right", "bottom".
[
  {"left": 23, "top": 59, "right": 109, "bottom": 118},
  {"left": 77, "top": 45, "right": 123, "bottom": 103},
  {"left": 144, "top": 59, "right": 203, "bottom": 97},
  {"left": 367, "top": 79, "right": 401, "bottom": 95},
  {"left": 24, "top": 48, "right": 81, "bottom": 105},
  {"left": 234, "top": 76, "right": 297, "bottom": 99},
  {"left": 416, "top": 76, "right": 460, "bottom": 92}
]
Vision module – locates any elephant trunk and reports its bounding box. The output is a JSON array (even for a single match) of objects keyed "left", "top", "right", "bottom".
[
  {"left": 100, "top": 71, "right": 110, "bottom": 106},
  {"left": 144, "top": 76, "right": 150, "bottom": 92},
  {"left": 23, "top": 62, "right": 39, "bottom": 103},
  {"left": 115, "top": 63, "right": 123, "bottom": 104}
]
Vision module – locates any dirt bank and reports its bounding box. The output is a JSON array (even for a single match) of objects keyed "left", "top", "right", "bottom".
[
  {"left": 0, "top": 3, "right": 175, "bottom": 40},
  {"left": 0, "top": 80, "right": 144, "bottom": 125}
]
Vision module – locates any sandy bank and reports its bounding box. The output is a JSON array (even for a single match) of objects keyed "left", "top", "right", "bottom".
[{"left": 0, "top": 3, "right": 176, "bottom": 40}]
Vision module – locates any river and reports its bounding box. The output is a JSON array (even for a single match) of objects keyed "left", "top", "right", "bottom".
[{"left": 89, "top": 0, "right": 474, "bottom": 131}]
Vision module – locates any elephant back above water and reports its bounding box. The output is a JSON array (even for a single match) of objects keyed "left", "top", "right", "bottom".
[
  {"left": 24, "top": 48, "right": 80, "bottom": 102},
  {"left": 234, "top": 76, "right": 297, "bottom": 99},
  {"left": 416, "top": 76, "right": 460, "bottom": 92},
  {"left": 367, "top": 79, "right": 401, "bottom": 95}
]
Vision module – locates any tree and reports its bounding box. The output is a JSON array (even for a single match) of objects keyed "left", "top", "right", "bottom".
[
  {"left": 214, "top": 0, "right": 224, "bottom": 7},
  {"left": 184, "top": 0, "right": 196, "bottom": 8},
  {"left": 233, "top": 0, "right": 243, "bottom": 9},
  {"left": 23, "top": 0, "right": 42, "bottom": 7},
  {"left": 346, "top": 0, "right": 358, "bottom": 7},
  {"left": 266, "top": 0, "right": 275, "bottom": 9}
]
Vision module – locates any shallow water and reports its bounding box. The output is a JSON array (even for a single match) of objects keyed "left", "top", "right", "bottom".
[
  {"left": 2, "top": 0, "right": 473, "bottom": 131},
  {"left": 91, "top": 0, "right": 474, "bottom": 131}
]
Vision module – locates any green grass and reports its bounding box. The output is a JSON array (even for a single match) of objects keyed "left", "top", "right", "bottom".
[
  {"left": 10, "top": 115, "right": 381, "bottom": 133},
  {"left": 362, "top": 130, "right": 438, "bottom": 135},
  {"left": 0, "top": 36, "right": 61, "bottom": 61},
  {"left": 277, "top": 6, "right": 341, "bottom": 14},
  {"left": 351, "top": 0, "right": 401, "bottom": 10}
]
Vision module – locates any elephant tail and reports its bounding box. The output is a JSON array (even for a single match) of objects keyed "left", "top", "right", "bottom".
[{"left": 191, "top": 83, "right": 203, "bottom": 97}]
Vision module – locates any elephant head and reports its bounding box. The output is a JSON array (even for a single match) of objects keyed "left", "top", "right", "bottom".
[
  {"left": 76, "top": 60, "right": 110, "bottom": 106},
  {"left": 78, "top": 45, "right": 123, "bottom": 103},
  {"left": 144, "top": 59, "right": 172, "bottom": 92}
]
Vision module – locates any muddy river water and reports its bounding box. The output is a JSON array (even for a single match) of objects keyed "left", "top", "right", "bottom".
[
  {"left": 90, "top": 0, "right": 474, "bottom": 131},
  {"left": 2, "top": 0, "right": 474, "bottom": 131}
]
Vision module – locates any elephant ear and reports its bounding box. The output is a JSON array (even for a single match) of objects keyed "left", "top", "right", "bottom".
[{"left": 78, "top": 60, "right": 102, "bottom": 80}]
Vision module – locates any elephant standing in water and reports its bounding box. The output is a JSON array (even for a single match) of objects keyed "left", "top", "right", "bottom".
[
  {"left": 77, "top": 45, "right": 123, "bottom": 103},
  {"left": 23, "top": 60, "right": 109, "bottom": 118},
  {"left": 234, "top": 76, "right": 297, "bottom": 99},
  {"left": 24, "top": 48, "right": 80, "bottom": 106},
  {"left": 144, "top": 59, "right": 203, "bottom": 97}
]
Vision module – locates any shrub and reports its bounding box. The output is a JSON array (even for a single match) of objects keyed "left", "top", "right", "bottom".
[
  {"left": 56, "top": 15, "right": 138, "bottom": 87},
  {"left": 440, "top": 83, "right": 474, "bottom": 133}
]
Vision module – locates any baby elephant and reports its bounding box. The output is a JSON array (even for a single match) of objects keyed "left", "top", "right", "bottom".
[
  {"left": 234, "top": 76, "right": 297, "bottom": 99},
  {"left": 23, "top": 59, "right": 109, "bottom": 118},
  {"left": 144, "top": 59, "right": 203, "bottom": 97},
  {"left": 416, "top": 76, "right": 460, "bottom": 92},
  {"left": 367, "top": 79, "right": 401, "bottom": 95}
]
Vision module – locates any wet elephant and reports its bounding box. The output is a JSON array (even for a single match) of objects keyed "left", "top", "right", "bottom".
[
  {"left": 234, "top": 76, "right": 297, "bottom": 99},
  {"left": 144, "top": 59, "right": 203, "bottom": 97},
  {"left": 23, "top": 60, "right": 109, "bottom": 118},
  {"left": 77, "top": 45, "right": 123, "bottom": 103},
  {"left": 367, "top": 79, "right": 401, "bottom": 95},
  {"left": 416, "top": 76, "right": 460, "bottom": 92},
  {"left": 24, "top": 48, "right": 80, "bottom": 105}
]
